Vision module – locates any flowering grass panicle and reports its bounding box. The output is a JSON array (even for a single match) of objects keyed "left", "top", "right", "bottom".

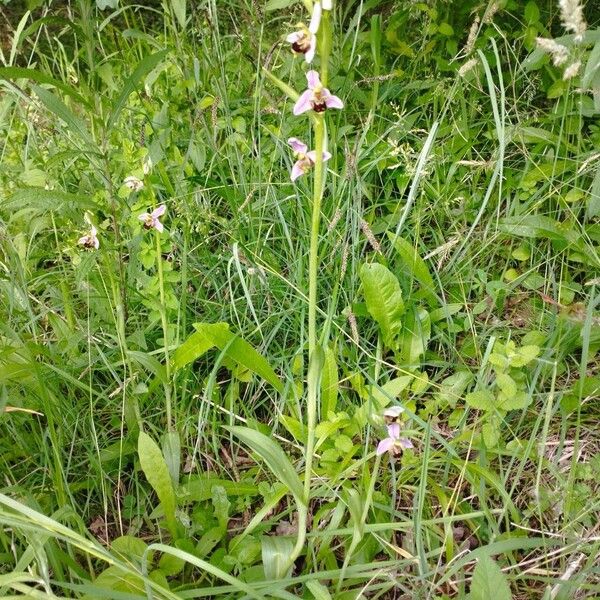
[{"left": 559, "top": 0, "right": 587, "bottom": 41}]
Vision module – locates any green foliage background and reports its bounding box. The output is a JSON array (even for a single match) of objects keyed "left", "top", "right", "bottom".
[{"left": 0, "top": 0, "right": 599, "bottom": 598}]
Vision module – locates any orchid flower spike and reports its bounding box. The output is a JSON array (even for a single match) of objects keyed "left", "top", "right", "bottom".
[
  {"left": 138, "top": 205, "right": 166, "bottom": 232},
  {"left": 286, "top": 2, "right": 321, "bottom": 63},
  {"left": 376, "top": 423, "right": 413, "bottom": 456},
  {"left": 288, "top": 137, "right": 331, "bottom": 181},
  {"left": 78, "top": 224, "right": 99, "bottom": 250},
  {"left": 124, "top": 175, "right": 144, "bottom": 191},
  {"left": 293, "top": 70, "right": 344, "bottom": 115}
]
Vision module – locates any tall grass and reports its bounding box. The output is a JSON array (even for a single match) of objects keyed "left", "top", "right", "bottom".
[{"left": 1, "top": 0, "right": 599, "bottom": 598}]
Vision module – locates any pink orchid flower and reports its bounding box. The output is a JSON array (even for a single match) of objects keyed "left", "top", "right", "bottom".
[
  {"left": 288, "top": 137, "right": 331, "bottom": 181},
  {"left": 376, "top": 422, "right": 413, "bottom": 456},
  {"left": 78, "top": 225, "right": 99, "bottom": 250},
  {"left": 293, "top": 70, "right": 344, "bottom": 115},
  {"left": 138, "top": 205, "right": 166, "bottom": 232},
  {"left": 286, "top": 2, "right": 321, "bottom": 64}
]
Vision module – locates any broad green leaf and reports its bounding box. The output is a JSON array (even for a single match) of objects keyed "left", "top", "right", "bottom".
[
  {"left": 111, "top": 535, "right": 149, "bottom": 563},
  {"left": 261, "top": 536, "right": 294, "bottom": 579},
  {"left": 399, "top": 307, "right": 430, "bottom": 365},
  {"left": 370, "top": 376, "right": 413, "bottom": 407},
  {"left": 172, "top": 329, "right": 215, "bottom": 369},
  {"left": 465, "top": 390, "right": 495, "bottom": 411},
  {"left": 470, "top": 555, "right": 512, "bottom": 600},
  {"left": 435, "top": 371, "right": 473, "bottom": 407},
  {"left": 0, "top": 67, "right": 89, "bottom": 106},
  {"left": 306, "top": 580, "right": 333, "bottom": 600},
  {"left": 211, "top": 485, "right": 230, "bottom": 530},
  {"left": 31, "top": 85, "right": 94, "bottom": 146},
  {"left": 171, "top": 0, "right": 186, "bottom": 28},
  {"left": 498, "top": 216, "right": 580, "bottom": 245},
  {"left": 162, "top": 431, "right": 181, "bottom": 485},
  {"left": 96, "top": 0, "right": 119, "bottom": 8},
  {"left": 280, "top": 415, "right": 306, "bottom": 443},
  {"left": 320, "top": 346, "right": 338, "bottom": 416},
  {"left": 106, "top": 50, "right": 169, "bottom": 132},
  {"left": 226, "top": 426, "right": 305, "bottom": 504},
  {"left": 265, "top": 0, "right": 294, "bottom": 11},
  {"left": 359, "top": 263, "right": 405, "bottom": 350},
  {"left": 138, "top": 431, "right": 178, "bottom": 537},
  {"left": 388, "top": 233, "right": 437, "bottom": 305},
  {"left": 173, "top": 322, "right": 283, "bottom": 392},
  {"left": 3, "top": 188, "right": 97, "bottom": 212},
  {"left": 178, "top": 476, "right": 258, "bottom": 502}
]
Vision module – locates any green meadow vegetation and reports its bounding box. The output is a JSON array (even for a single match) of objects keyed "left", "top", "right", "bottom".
[{"left": 1, "top": 0, "right": 599, "bottom": 597}]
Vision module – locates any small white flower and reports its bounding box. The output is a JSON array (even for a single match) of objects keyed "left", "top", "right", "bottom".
[
  {"left": 322, "top": 0, "right": 332, "bottom": 9},
  {"left": 124, "top": 175, "right": 144, "bottom": 191}
]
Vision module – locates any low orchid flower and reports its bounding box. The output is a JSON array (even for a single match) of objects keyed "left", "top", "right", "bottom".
[
  {"left": 78, "top": 224, "right": 99, "bottom": 250},
  {"left": 138, "top": 205, "right": 166, "bottom": 232},
  {"left": 288, "top": 137, "right": 331, "bottom": 181},
  {"left": 124, "top": 175, "right": 144, "bottom": 191},
  {"left": 293, "top": 70, "right": 344, "bottom": 115},
  {"left": 286, "top": 2, "right": 321, "bottom": 64},
  {"left": 376, "top": 422, "right": 413, "bottom": 456}
]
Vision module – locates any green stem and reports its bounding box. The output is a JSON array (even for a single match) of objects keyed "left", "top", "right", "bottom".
[
  {"left": 305, "top": 112, "right": 325, "bottom": 494},
  {"left": 155, "top": 231, "right": 173, "bottom": 431}
]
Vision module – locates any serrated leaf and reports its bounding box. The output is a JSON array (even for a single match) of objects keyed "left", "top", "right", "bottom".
[
  {"left": 226, "top": 426, "right": 305, "bottom": 504},
  {"left": 498, "top": 390, "right": 531, "bottom": 411},
  {"left": 335, "top": 434, "right": 353, "bottom": 454},
  {"left": 465, "top": 389, "right": 495, "bottom": 411},
  {"left": 470, "top": 555, "right": 512, "bottom": 600},
  {"left": 482, "top": 421, "right": 501, "bottom": 448},
  {"left": 495, "top": 373, "right": 517, "bottom": 396},
  {"left": 510, "top": 345, "right": 539, "bottom": 367},
  {"left": 138, "top": 431, "right": 178, "bottom": 537},
  {"left": 360, "top": 263, "right": 405, "bottom": 350}
]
